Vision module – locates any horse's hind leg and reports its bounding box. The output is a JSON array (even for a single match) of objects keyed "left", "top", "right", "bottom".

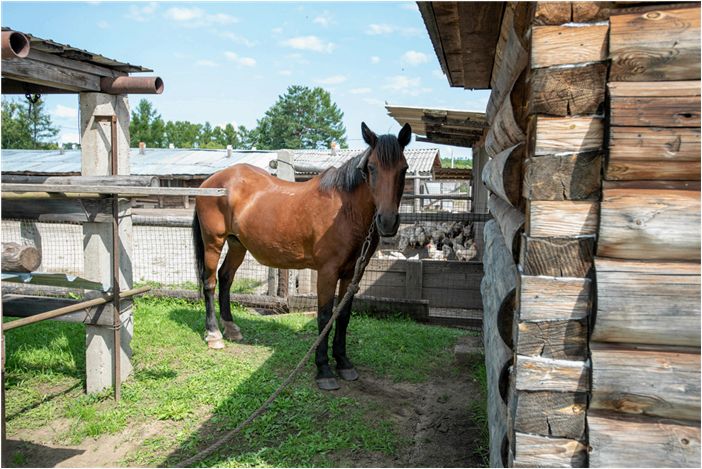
[
  {"left": 218, "top": 236, "right": 247, "bottom": 342},
  {"left": 202, "top": 234, "right": 226, "bottom": 349}
]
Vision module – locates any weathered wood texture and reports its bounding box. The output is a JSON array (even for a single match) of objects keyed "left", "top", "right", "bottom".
[
  {"left": 520, "top": 275, "right": 591, "bottom": 322},
  {"left": 594, "top": 258, "right": 700, "bottom": 347},
  {"left": 482, "top": 143, "right": 523, "bottom": 207},
  {"left": 517, "top": 319, "right": 588, "bottom": 361},
  {"left": 520, "top": 235, "right": 595, "bottom": 277},
  {"left": 588, "top": 410, "right": 701, "bottom": 468},
  {"left": 513, "top": 391, "right": 587, "bottom": 440},
  {"left": 609, "top": 81, "right": 701, "bottom": 128},
  {"left": 485, "top": 97, "right": 526, "bottom": 157},
  {"left": 610, "top": 6, "right": 701, "bottom": 81},
  {"left": 456, "top": 1, "right": 504, "bottom": 90},
  {"left": 512, "top": 432, "right": 587, "bottom": 468},
  {"left": 523, "top": 152, "right": 602, "bottom": 201},
  {"left": 529, "top": 63, "right": 607, "bottom": 116},
  {"left": 603, "top": 179, "right": 701, "bottom": 192},
  {"left": 515, "top": 355, "right": 590, "bottom": 393},
  {"left": 527, "top": 200, "right": 599, "bottom": 237},
  {"left": 481, "top": 219, "right": 517, "bottom": 467},
  {"left": 532, "top": 24, "right": 609, "bottom": 68},
  {"left": 591, "top": 344, "right": 701, "bottom": 421},
  {"left": 529, "top": 116, "right": 604, "bottom": 155},
  {"left": 486, "top": 2, "right": 530, "bottom": 123},
  {"left": 598, "top": 188, "right": 701, "bottom": 260},
  {"left": 533, "top": 2, "right": 614, "bottom": 25},
  {"left": 2, "top": 242, "right": 41, "bottom": 273},
  {"left": 488, "top": 194, "right": 524, "bottom": 260}
]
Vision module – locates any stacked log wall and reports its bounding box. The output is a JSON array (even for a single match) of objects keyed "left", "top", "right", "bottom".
[{"left": 588, "top": 4, "right": 701, "bottom": 467}]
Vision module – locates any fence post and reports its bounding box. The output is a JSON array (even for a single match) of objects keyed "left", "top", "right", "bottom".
[
  {"left": 405, "top": 260, "right": 423, "bottom": 300},
  {"left": 79, "top": 92, "right": 133, "bottom": 394}
]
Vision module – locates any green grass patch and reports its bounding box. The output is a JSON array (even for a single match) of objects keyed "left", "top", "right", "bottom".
[
  {"left": 468, "top": 360, "right": 489, "bottom": 466},
  {"left": 4, "top": 296, "right": 474, "bottom": 467}
]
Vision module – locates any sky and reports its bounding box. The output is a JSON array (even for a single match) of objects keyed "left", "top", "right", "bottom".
[{"left": 1, "top": 0, "right": 490, "bottom": 160}]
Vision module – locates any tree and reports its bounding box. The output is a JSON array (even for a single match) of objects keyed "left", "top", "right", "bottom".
[
  {"left": 164, "top": 120, "right": 202, "bottom": 148},
  {"left": 130, "top": 99, "right": 165, "bottom": 147},
  {"left": 1, "top": 97, "right": 59, "bottom": 149},
  {"left": 253, "top": 85, "right": 346, "bottom": 150}
]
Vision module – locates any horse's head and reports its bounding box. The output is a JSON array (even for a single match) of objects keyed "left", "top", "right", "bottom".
[{"left": 357, "top": 122, "right": 412, "bottom": 237}]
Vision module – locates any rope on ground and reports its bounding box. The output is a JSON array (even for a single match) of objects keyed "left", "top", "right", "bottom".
[{"left": 175, "top": 223, "right": 376, "bottom": 468}]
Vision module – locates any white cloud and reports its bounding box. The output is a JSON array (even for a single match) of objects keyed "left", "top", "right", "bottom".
[
  {"left": 126, "top": 2, "right": 158, "bottom": 22},
  {"left": 218, "top": 31, "right": 256, "bottom": 47},
  {"left": 278, "top": 69, "right": 293, "bottom": 76},
  {"left": 59, "top": 132, "right": 80, "bottom": 144},
  {"left": 196, "top": 59, "right": 219, "bottom": 67},
  {"left": 313, "top": 11, "right": 333, "bottom": 27},
  {"left": 316, "top": 75, "right": 347, "bottom": 85},
  {"left": 384, "top": 75, "right": 432, "bottom": 96},
  {"left": 97, "top": 20, "right": 109, "bottom": 29},
  {"left": 349, "top": 87, "right": 372, "bottom": 94},
  {"left": 366, "top": 23, "right": 394, "bottom": 35},
  {"left": 164, "top": 7, "right": 238, "bottom": 28},
  {"left": 282, "top": 36, "right": 335, "bottom": 53},
  {"left": 224, "top": 51, "right": 256, "bottom": 67},
  {"left": 53, "top": 104, "right": 78, "bottom": 119},
  {"left": 370, "top": 56, "right": 381, "bottom": 64},
  {"left": 402, "top": 50, "right": 428, "bottom": 66}
]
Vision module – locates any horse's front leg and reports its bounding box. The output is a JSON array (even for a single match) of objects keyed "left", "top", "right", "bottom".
[
  {"left": 315, "top": 268, "right": 340, "bottom": 390},
  {"left": 332, "top": 276, "right": 358, "bottom": 381}
]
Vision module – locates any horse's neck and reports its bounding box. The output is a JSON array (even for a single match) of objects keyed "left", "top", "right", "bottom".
[{"left": 342, "top": 183, "right": 376, "bottom": 233}]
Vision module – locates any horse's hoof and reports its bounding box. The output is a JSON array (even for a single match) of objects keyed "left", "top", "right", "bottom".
[
  {"left": 316, "top": 377, "right": 340, "bottom": 391},
  {"left": 207, "top": 338, "right": 226, "bottom": 349},
  {"left": 223, "top": 321, "right": 244, "bottom": 342},
  {"left": 337, "top": 367, "right": 359, "bottom": 381}
]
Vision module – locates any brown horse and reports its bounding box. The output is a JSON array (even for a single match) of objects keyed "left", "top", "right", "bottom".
[{"left": 192, "top": 122, "right": 411, "bottom": 390}]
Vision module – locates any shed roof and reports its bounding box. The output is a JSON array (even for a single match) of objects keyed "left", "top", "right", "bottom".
[
  {"left": 290, "top": 148, "right": 441, "bottom": 175},
  {"left": 386, "top": 104, "right": 487, "bottom": 147}
]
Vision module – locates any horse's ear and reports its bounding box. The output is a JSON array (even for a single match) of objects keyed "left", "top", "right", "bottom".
[
  {"left": 361, "top": 122, "right": 377, "bottom": 148},
  {"left": 398, "top": 123, "right": 412, "bottom": 147}
]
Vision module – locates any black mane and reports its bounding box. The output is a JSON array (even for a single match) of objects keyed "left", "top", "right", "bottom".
[{"left": 318, "top": 134, "right": 404, "bottom": 193}]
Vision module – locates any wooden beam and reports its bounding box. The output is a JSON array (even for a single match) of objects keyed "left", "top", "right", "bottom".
[
  {"left": 1, "top": 183, "right": 226, "bottom": 197},
  {"left": 488, "top": 194, "right": 524, "bottom": 259},
  {"left": 528, "top": 116, "right": 604, "bottom": 156},
  {"left": 598, "top": 188, "right": 701, "bottom": 261},
  {"left": 531, "top": 24, "right": 609, "bottom": 68},
  {"left": 593, "top": 258, "right": 700, "bottom": 347},
  {"left": 512, "top": 391, "right": 587, "bottom": 440},
  {"left": 520, "top": 275, "right": 591, "bottom": 322},
  {"left": 515, "top": 355, "right": 590, "bottom": 393},
  {"left": 588, "top": 410, "right": 701, "bottom": 468},
  {"left": 529, "top": 62, "right": 607, "bottom": 116},
  {"left": 526, "top": 200, "right": 599, "bottom": 237},
  {"left": 2, "top": 197, "right": 114, "bottom": 223},
  {"left": 512, "top": 432, "right": 587, "bottom": 468},
  {"left": 523, "top": 152, "right": 602, "bottom": 200},
  {"left": 457, "top": 1, "right": 502, "bottom": 90},
  {"left": 533, "top": 2, "right": 572, "bottom": 25},
  {"left": 517, "top": 319, "right": 588, "bottom": 361},
  {"left": 609, "top": 81, "right": 701, "bottom": 127},
  {"left": 485, "top": 95, "right": 526, "bottom": 157},
  {"left": 482, "top": 143, "right": 523, "bottom": 207},
  {"left": 2, "top": 57, "right": 100, "bottom": 92},
  {"left": 609, "top": 5, "right": 701, "bottom": 81},
  {"left": 520, "top": 235, "right": 595, "bottom": 277},
  {"left": 27, "top": 48, "right": 125, "bottom": 79}
]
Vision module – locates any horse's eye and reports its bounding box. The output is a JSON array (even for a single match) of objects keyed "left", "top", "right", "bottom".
[{"left": 368, "top": 165, "right": 377, "bottom": 173}]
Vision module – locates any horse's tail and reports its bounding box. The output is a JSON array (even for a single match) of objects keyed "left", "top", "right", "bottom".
[{"left": 192, "top": 210, "right": 205, "bottom": 289}]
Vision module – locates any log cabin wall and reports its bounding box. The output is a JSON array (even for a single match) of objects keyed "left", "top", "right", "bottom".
[{"left": 479, "top": 2, "right": 701, "bottom": 467}]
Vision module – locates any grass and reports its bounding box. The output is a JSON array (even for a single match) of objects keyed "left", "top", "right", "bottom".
[
  {"left": 135, "top": 278, "right": 263, "bottom": 293},
  {"left": 468, "top": 360, "right": 489, "bottom": 466},
  {"left": 4, "top": 296, "right": 475, "bottom": 467}
]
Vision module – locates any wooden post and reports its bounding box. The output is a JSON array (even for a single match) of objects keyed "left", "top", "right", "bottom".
[
  {"left": 414, "top": 171, "right": 421, "bottom": 213},
  {"left": 79, "top": 92, "right": 133, "bottom": 394}
]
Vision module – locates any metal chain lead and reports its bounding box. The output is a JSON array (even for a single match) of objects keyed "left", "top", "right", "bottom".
[{"left": 176, "top": 220, "right": 376, "bottom": 468}]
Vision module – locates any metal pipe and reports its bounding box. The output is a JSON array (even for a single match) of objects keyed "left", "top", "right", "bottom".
[
  {"left": 2, "top": 30, "right": 30, "bottom": 59},
  {"left": 2, "top": 286, "right": 151, "bottom": 332},
  {"left": 100, "top": 76, "right": 164, "bottom": 95},
  {"left": 109, "top": 115, "right": 122, "bottom": 402}
]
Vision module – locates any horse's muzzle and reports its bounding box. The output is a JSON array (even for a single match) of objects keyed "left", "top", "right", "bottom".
[{"left": 376, "top": 213, "right": 400, "bottom": 237}]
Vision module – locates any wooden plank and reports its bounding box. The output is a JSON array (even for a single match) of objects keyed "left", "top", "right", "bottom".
[
  {"left": 533, "top": 2, "right": 572, "bottom": 25},
  {"left": 515, "top": 355, "right": 590, "bottom": 393},
  {"left": 421, "top": 287, "right": 482, "bottom": 310},
  {"left": 488, "top": 194, "right": 524, "bottom": 259},
  {"left": 513, "top": 391, "right": 587, "bottom": 439},
  {"left": 421, "top": 271, "right": 483, "bottom": 289},
  {"left": 608, "top": 80, "right": 701, "bottom": 97},
  {"left": 523, "top": 152, "right": 602, "bottom": 200},
  {"left": 588, "top": 410, "right": 701, "bottom": 468},
  {"left": 529, "top": 62, "right": 607, "bottom": 116},
  {"left": 603, "top": 179, "right": 701, "bottom": 191},
  {"left": 529, "top": 116, "right": 604, "bottom": 155},
  {"left": 26, "top": 48, "right": 125, "bottom": 79},
  {"left": 1, "top": 183, "right": 227, "bottom": 197},
  {"left": 456, "top": 1, "right": 502, "bottom": 91},
  {"left": 2, "top": 294, "right": 118, "bottom": 326},
  {"left": 517, "top": 319, "right": 588, "bottom": 360},
  {"left": 1, "top": 175, "right": 160, "bottom": 186},
  {"left": 512, "top": 432, "right": 587, "bottom": 468},
  {"left": 520, "top": 275, "right": 591, "bottom": 322},
  {"left": 421, "top": 260, "right": 483, "bottom": 276},
  {"left": 531, "top": 24, "right": 609, "bottom": 68},
  {"left": 571, "top": 2, "right": 614, "bottom": 22},
  {"left": 527, "top": 200, "right": 599, "bottom": 237},
  {"left": 1, "top": 272, "right": 108, "bottom": 291},
  {"left": 485, "top": 95, "right": 526, "bottom": 157},
  {"left": 610, "top": 95, "right": 701, "bottom": 128},
  {"left": 520, "top": 235, "right": 595, "bottom": 277},
  {"left": 482, "top": 143, "right": 523, "bottom": 207},
  {"left": 593, "top": 258, "right": 700, "bottom": 347},
  {"left": 591, "top": 344, "right": 700, "bottom": 421},
  {"left": 405, "top": 260, "right": 422, "bottom": 300},
  {"left": 606, "top": 158, "right": 701, "bottom": 181},
  {"left": 598, "top": 188, "right": 701, "bottom": 260},
  {"left": 609, "top": 6, "right": 701, "bottom": 81},
  {"left": 366, "top": 258, "right": 409, "bottom": 274},
  {"left": 360, "top": 271, "right": 405, "bottom": 288},
  {"left": 1, "top": 58, "right": 101, "bottom": 92}
]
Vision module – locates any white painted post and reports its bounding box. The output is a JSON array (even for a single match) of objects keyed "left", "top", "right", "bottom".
[{"left": 79, "top": 92, "right": 134, "bottom": 393}]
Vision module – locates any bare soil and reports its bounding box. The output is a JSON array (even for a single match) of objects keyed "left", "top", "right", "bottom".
[{"left": 4, "top": 365, "right": 484, "bottom": 468}]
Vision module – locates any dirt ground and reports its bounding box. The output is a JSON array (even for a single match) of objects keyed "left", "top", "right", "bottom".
[{"left": 4, "top": 365, "right": 484, "bottom": 468}]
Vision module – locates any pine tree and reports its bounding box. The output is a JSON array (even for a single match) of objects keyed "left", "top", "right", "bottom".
[{"left": 1, "top": 97, "right": 59, "bottom": 149}]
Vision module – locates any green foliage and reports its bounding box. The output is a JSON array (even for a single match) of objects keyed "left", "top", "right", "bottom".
[
  {"left": 1, "top": 97, "right": 59, "bottom": 149},
  {"left": 252, "top": 85, "right": 346, "bottom": 150},
  {"left": 130, "top": 99, "right": 166, "bottom": 147},
  {"left": 440, "top": 157, "right": 473, "bottom": 169}
]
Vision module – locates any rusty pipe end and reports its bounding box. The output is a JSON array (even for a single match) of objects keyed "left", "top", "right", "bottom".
[
  {"left": 2, "top": 30, "right": 30, "bottom": 59},
  {"left": 100, "top": 76, "right": 164, "bottom": 95}
]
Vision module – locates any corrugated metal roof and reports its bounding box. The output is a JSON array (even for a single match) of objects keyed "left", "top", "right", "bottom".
[{"left": 1, "top": 147, "right": 441, "bottom": 177}]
